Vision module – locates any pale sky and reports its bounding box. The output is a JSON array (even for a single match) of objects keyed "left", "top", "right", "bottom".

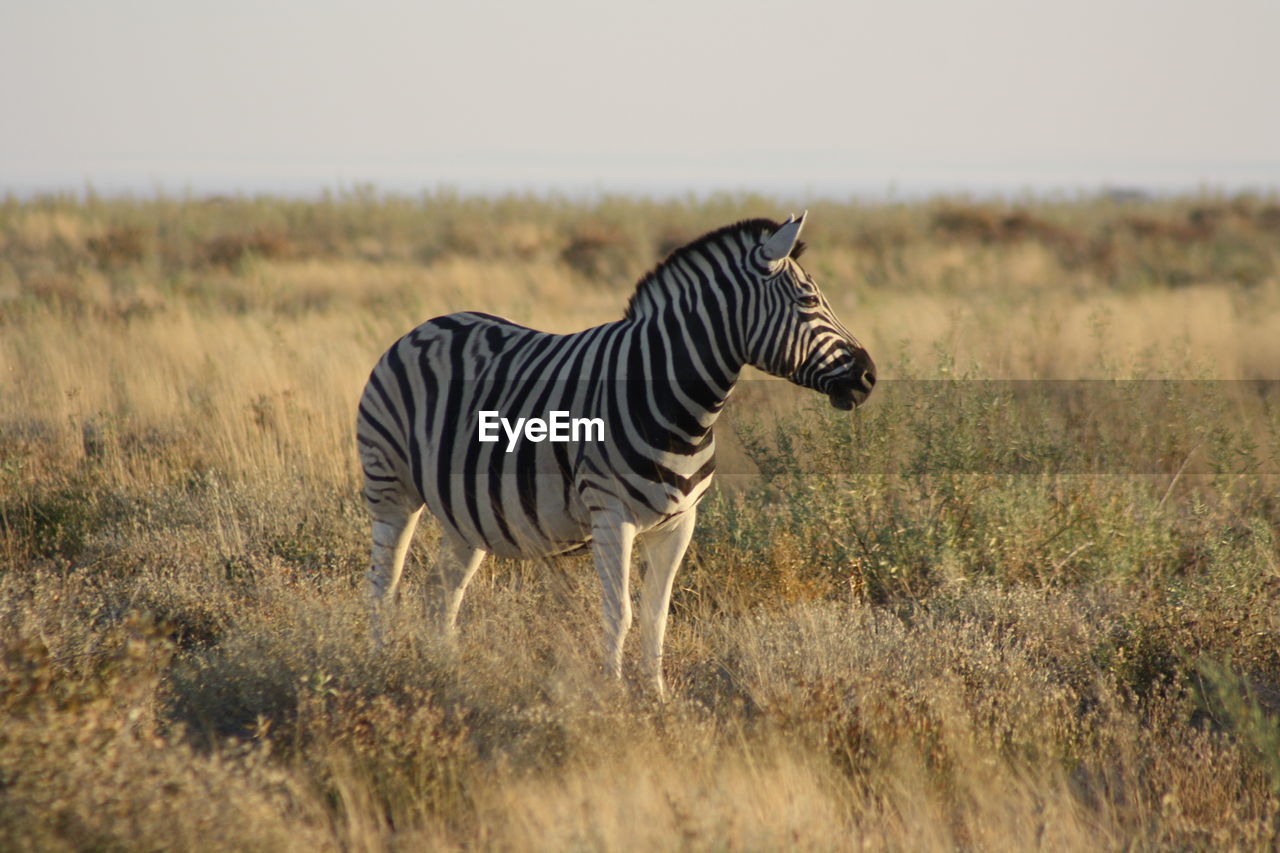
[{"left": 3, "top": 0, "right": 1278, "bottom": 198}]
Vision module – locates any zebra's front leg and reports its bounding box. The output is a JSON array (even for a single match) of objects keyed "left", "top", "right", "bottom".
[
  {"left": 367, "top": 503, "right": 423, "bottom": 649},
  {"left": 590, "top": 514, "right": 638, "bottom": 681},
  {"left": 637, "top": 510, "right": 696, "bottom": 700},
  {"left": 427, "top": 530, "right": 486, "bottom": 642}
]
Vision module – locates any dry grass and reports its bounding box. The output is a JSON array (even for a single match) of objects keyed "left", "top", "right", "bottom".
[{"left": 2, "top": 191, "right": 1279, "bottom": 850}]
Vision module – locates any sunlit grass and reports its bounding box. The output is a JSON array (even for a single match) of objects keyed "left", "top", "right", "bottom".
[{"left": 2, "top": 191, "right": 1278, "bottom": 849}]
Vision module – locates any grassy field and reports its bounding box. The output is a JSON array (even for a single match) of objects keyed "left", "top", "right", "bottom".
[{"left": 2, "top": 190, "right": 1279, "bottom": 850}]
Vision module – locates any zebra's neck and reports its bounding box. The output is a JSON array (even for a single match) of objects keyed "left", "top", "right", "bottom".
[
  {"left": 622, "top": 296, "right": 745, "bottom": 446},
  {"left": 618, "top": 231, "right": 766, "bottom": 442},
  {"left": 624, "top": 251, "right": 749, "bottom": 368}
]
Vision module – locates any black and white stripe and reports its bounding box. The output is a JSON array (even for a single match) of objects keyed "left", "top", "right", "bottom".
[{"left": 357, "top": 213, "right": 875, "bottom": 694}]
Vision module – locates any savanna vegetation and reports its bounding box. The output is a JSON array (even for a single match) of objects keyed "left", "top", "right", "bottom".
[{"left": 2, "top": 189, "right": 1279, "bottom": 850}]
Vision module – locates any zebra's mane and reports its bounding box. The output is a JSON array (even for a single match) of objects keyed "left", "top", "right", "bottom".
[{"left": 624, "top": 218, "right": 806, "bottom": 320}]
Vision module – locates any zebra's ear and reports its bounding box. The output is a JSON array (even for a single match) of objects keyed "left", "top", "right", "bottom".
[{"left": 760, "top": 211, "right": 807, "bottom": 263}]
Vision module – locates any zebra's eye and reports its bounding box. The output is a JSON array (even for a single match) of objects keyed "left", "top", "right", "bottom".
[{"left": 796, "top": 293, "right": 820, "bottom": 309}]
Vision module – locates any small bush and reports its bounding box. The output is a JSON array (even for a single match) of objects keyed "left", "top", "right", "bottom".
[
  {"left": 201, "top": 228, "right": 295, "bottom": 268},
  {"left": 559, "top": 222, "right": 637, "bottom": 281},
  {"left": 86, "top": 225, "right": 147, "bottom": 268}
]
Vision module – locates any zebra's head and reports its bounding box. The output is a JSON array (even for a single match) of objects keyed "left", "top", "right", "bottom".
[{"left": 745, "top": 213, "right": 876, "bottom": 410}]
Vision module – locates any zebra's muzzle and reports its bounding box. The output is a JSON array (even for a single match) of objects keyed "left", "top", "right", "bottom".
[
  {"left": 827, "top": 366, "right": 876, "bottom": 411},
  {"left": 829, "top": 388, "right": 859, "bottom": 411}
]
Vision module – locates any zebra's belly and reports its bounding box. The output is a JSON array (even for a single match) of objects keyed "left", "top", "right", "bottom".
[
  {"left": 423, "top": 465, "right": 711, "bottom": 560},
  {"left": 421, "top": 461, "right": 594, "bottom": 559}
]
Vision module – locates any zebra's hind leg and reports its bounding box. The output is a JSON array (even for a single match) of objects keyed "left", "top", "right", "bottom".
[
  {"left": 427, "top": 530, "right": 486, "bottom": 641},
  {"left": 637, "top": 510, "right": 696, "bottom": 700},
  {"left": 589, "top": 514, "right": 638, "bottom": 682},
  {"left": 367, "top": 502, "right": 424, "bottom": 649}
]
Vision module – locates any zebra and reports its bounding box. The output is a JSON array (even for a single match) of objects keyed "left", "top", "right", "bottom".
[{"left": 356, "top": 212, "right": 875, "bottom": 696}]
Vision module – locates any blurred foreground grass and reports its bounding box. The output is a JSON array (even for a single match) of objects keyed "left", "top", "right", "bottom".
[{"left": 2, "top": 190, "right": 1279, "bottom": 850}]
